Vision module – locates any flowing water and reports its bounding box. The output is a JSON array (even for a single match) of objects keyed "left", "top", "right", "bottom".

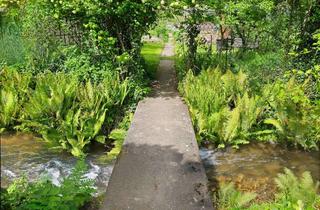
[
  {"left": 1, "top": 133, "right": 115, "bottom": 195},
  {"left": 1, "top": 133, "right": 319, "bottom": 202},
  {"left": 200, "top": 143, "right": 320, "bottom": 201}
]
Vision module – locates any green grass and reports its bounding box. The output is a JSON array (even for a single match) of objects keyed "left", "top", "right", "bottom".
[{"left": 141, "top": 41, "right": 165, "bottom": 79}]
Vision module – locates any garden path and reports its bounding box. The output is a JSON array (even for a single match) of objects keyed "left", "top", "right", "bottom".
[{"left": 102, "top": 39, "right": 213, "bottom": 210}]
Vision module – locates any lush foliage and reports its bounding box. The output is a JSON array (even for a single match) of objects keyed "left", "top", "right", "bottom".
[
  {"left": 180, "top": 69, "right": 261, "bottom": 148},
  {"left": 0, "top": 0, "right": 162, "bottom": 76},
  {"left": 180, "top": 68, "right": 320, "bottom": 149},
  {"left": 172, "top": 0, "right": 320, "bottom": 69},
  {"left": 0, "top": 68, "right": 30, "bottom": 132},
  {"left": 0, "top": 0, "right": 167, "bottom": 157},
  {"left": 262, "top": 78, "right": 320, "bottom": 149},
  {"left": 0, "top": 18, "right": 26, "bottom": 66},
  {"left": 148, "top": 19, "right": 170, "bottom": 42},
  {"left": 1, "top": 160, "right": 95, "bottom": 210},
  {"left": 172, "top": 0, "right": 320, "bottom": 124},
  {"left": 0, "top": 0, "right": 164, "bottom": 99},
  {"left": 215, "top": 169, "right": 320, "bottom": 210},
  {"left": 0, "top": 67, "right": 132, "bottom": 157}
]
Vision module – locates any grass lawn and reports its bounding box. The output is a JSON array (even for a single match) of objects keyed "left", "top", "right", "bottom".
[{"left": 141, "top": 41, "right": 165, "bottom": 79}]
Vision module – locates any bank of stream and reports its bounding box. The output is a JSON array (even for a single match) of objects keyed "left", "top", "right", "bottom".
[{"left": 200, "top": 143, "right": 320, "bottom": 202}]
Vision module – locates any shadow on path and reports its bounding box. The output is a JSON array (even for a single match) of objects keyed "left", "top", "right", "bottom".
[
  {"left": 104, "top": 143, "right": 213, "bottom": 210},
  {"left": 101, "top": 40, "right": 214, "bottom": 210}
]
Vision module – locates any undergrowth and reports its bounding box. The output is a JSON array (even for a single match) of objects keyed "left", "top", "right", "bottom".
[
  {"left": 180, "top": 68, "right": 320, "bottom": 150},
  {"left": 0, "top": 67, "right": 136, "bottom": 157}
]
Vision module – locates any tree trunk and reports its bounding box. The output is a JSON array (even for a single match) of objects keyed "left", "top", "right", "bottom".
[{"left": 187, "top": 24, "right": 200, "bottom": 74}]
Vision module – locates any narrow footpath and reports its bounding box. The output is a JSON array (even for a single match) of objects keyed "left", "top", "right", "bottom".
[{"left": 102, "top": 40, "right": 213, "bottom": 210}]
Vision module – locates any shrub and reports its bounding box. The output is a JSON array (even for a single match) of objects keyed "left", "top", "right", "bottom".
[
  {"left": 0, "top": 20, "right": 26, "bottom": 66},
  {"left": 232, "top": 51, "right": 287, "bottom": 90}
]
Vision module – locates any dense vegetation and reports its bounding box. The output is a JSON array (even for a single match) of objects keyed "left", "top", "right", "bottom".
[
  {"left": 1, "top": 1, "right": 169, "bottom": 209},
  {"left": 1, "top": 68, "right": 131, "bottom": 157},
  {"left": 1, "top": 0, "right": 319, "bottom": 209},
  {"left": 180, "top": 68, "right": 319, "bottom": 149},
  {"left": 174, "top": 0, "right": 320, "bottom": 150},
  {"left": 0, "top": 0, "right": 165, "bottom": 157},
  {"left": 172, "top": 1, "right": 320, "bottom": 208}
]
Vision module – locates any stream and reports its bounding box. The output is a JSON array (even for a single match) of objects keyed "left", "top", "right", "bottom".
[
  {"left": 1, "top": 133, "right": 115, "bottom": 195},
  {"left": 200, "top": 143, "right": 320, "bottom": 201},
  {"left": 1, "top": 134, "right": 319, "bottom": 203}
]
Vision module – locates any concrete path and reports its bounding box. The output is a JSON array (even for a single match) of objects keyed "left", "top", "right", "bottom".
[{"left": 101, "top": 40, "right": 213, "bottom": 210}]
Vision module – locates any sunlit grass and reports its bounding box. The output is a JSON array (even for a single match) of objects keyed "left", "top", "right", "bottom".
[{"left": 141, "top": 41, "right": 165, "bottom": 79}]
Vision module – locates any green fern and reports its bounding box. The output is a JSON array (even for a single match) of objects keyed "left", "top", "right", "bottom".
[
  {"left": 216, "top": 182, "right": 256, "bottom": 210},
  {"left": 22, "top": 71, "right": 77, "bottom": 122},
  {"left": 10, "top": 71, "right": 127, "bottom": 156},
  {"left": 262, "top": 77, "right": 319, "bottom": 150},
  {"left": 0, "top": 68, "right": 31, "bottom": 131},
  {"left": 181, "top": 68, "right": 262, "bottom": 147},
  {"left": 274, "top": 168, "right": 320, "bottom": 209},
  {"left": 264, "top": 118, "right": 284, "bottom": 133},
  {"left": 224, "top": 105, "right": 241, "bottom": 142},
  {"left": 0, "top": 89, "right": 16, "bottom": 128},
  {"left": 181, "top": 68, "right": 319, "bottom": 149},
  {"left": 216, "top": 169, "right": 320, "bottom": 210},
  {"left": 1, "top": 66, "right": 132, "bottom": 157}
]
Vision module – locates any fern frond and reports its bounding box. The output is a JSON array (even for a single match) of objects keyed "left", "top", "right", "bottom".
[
  {"left": 224, "top": 106, "right": 240, "bottom": 142},
  {"left": 218, "top": 182, "right": 256, "bottom": 209},
  {"left": 264, "top": 118, "right": 284, "bottom": 133}
]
